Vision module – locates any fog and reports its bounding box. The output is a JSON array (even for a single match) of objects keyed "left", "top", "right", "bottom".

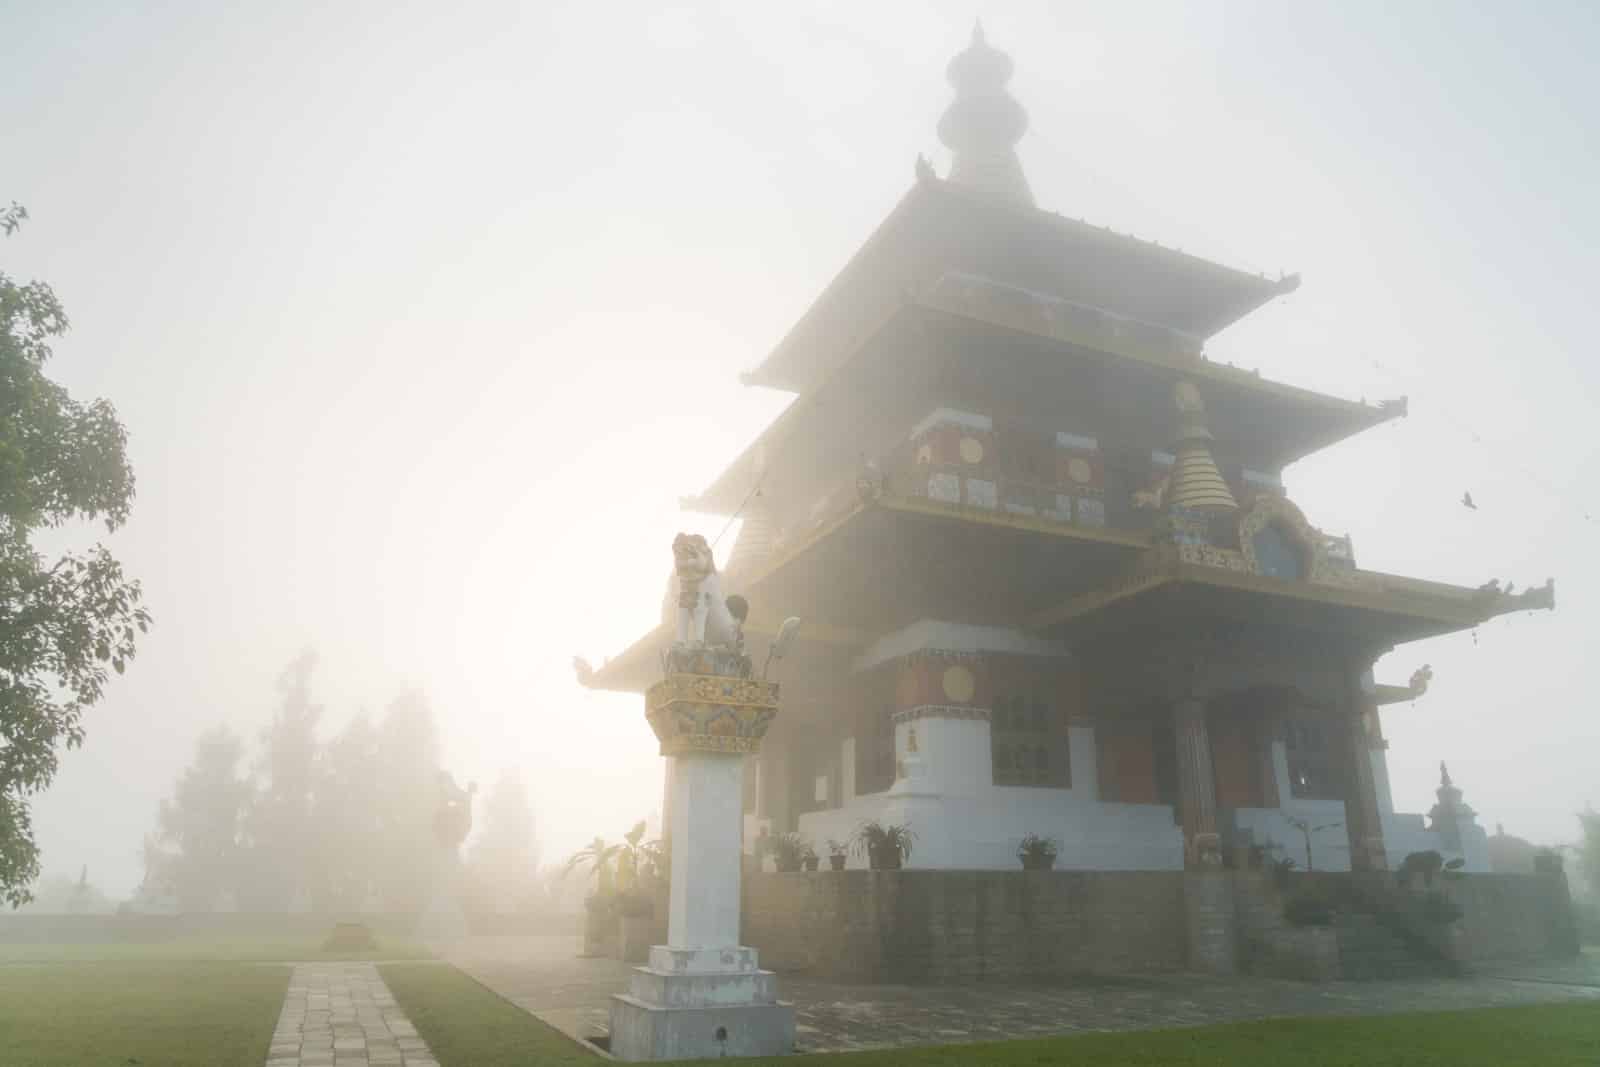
[{"left": 4, "top": 1, "right": 1596, "bottom": 900}]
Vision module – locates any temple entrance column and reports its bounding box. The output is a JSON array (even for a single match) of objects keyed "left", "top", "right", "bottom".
[
  {"left": 1173, "top": 697, "right": 1221, "bottom": 868},
  {"left": 1340, "top": 666, "right": 1389, "bottom": 872}
]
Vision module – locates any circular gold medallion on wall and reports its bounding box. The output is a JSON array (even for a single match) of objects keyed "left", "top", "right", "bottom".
[{"left": 941, "top": 664, "right": 976, "bottom": 703}]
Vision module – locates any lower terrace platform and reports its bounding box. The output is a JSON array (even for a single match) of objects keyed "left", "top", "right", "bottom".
[{"left": 443, "top": 932, "right": 1600, "bottom": 1056}]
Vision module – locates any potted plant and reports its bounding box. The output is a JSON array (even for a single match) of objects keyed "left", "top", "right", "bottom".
[
  {"left": 826, "top": 839, "right": 848, "bottom": 872},
  {"left": 801, "top": 844, "right": 820, "bottom": 872},
  {"left": 851, "top": 821, "right": 916, "bottom": 870},
  {"left": 768, "top": 832, "right": 808, "bottom": 873},
  {"left": 564, "top": 836, "right": 622, "bottom": 958},
  {"left": 1017, "top": 833, "right": 1059, "bottom": 871}
]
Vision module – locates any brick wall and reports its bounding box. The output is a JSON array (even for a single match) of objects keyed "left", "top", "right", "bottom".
[{"left": 743, "top": 870, "right": 1186, "bottom": 983}]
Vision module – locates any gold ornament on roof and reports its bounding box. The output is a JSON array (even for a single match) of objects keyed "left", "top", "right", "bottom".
[{"left": 1165, "top": 381, "right": 1238, "bottom": 513}]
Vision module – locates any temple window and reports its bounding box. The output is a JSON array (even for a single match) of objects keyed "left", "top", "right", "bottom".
[
  {"left": 1284, "top": 716, "right": 1339, "bottom": 800},
  {"left": 990, "top": 690, "right": 1071, "bottom": 788},
  {"left": 1251, "top": 522, "right": 1305, "bottom": 580}
]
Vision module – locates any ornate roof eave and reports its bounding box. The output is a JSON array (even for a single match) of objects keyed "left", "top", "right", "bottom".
[
  {"left": 741, "top": 178, "right": 1301, "bottom": 397},
  {"left": 586, "top": 494, "right": 1150, "bottom": 693},
  {"left": 690, "top": 294, "right": 1401, "bottom": 515},
  {"left": 1027, "top": 542, "right": 1557, "bottom": 644}
]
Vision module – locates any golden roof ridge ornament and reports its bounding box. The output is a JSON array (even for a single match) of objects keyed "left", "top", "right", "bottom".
[{"left": 936, "top": 22, "right": 1035, "bottom": 207}]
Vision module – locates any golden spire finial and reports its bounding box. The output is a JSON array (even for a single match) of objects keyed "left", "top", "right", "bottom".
[{"left": 1165, "top": 381, "right": 1238, "bottom": 512}]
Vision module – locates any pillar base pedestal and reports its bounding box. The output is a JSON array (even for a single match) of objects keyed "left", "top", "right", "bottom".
[{"left": 608, "top": 944, "right": 794, "bottom": 1061}]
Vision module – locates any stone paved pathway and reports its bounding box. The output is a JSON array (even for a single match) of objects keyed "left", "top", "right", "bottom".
[
  {"left": 267, "top": 962, "right": 437, "bottom": 1067},
  {"left": 446, "top": 934, "right": 1600, "bottom": 1056}
]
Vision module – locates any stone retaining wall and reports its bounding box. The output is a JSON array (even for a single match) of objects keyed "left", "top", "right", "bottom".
[
  {"left": 743, "top": 870, "right": 1186, "bottom": 983},
  {"left": 1447, "top": 872, "right": 1579, "bottom": 961},
  {"left": 743, "top": 869, "right": 1575, "bottom": 984}
]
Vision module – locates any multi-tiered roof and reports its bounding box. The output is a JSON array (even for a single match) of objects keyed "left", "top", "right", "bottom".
[{"left": 585, "top": 27, "right": 1552, "bottom": 692}]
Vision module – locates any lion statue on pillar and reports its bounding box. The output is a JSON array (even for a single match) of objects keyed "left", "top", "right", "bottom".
[{"left": 672, "top": 533, "right": 747, "bottom": 649}]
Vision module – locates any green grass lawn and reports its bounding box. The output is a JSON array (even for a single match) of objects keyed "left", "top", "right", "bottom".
[
  {"left": 0, "top": 933, "right": 432, "bottom": 1066},
  {"left": 0, "top": 961, "right": 289, "bottom": 1067},
  {"left": 0, "top": 931, "right": 432, "bottom": 963},
  {"left": 384, "top": 961, "right": 600, "bottom": 1065},
  {"left": 783, "top": 1004, "right": 1600, "bottom": 1066},
  {"left": 382, "top": 962, "right": 1600, "bottom": 1066}
]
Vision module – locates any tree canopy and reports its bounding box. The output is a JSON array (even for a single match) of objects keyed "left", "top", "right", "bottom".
[
  {"left": 1, "top": 203, "right": 149, "bottom": 907},
  {"left": 137, "top": 658, "right": 494, "bottom": 915},
  {"left": 1579, "top": 808, "right": 1599, "bottom": 899}
]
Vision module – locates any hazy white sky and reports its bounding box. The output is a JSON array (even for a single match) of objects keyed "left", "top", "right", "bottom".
[{"left": 5, "top": 1, "right": 1596, "bottom": 896}]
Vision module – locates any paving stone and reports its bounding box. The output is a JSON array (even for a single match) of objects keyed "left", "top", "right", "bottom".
[{"left": 266, "top": 963, "right": 436, "bottom": 1067}]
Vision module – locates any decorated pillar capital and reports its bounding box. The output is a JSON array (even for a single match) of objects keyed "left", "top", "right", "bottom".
[{"left": 645, "top": 670, "right": 780, "bottom": 757}]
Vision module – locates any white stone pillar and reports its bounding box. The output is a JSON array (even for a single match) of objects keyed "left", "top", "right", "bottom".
[
  {"left": 609, "top": 659, "right": 794, "bottom": 1060},
  {"left": 660, "top": 756, "right": 676, "bottom": 849},
  {"left": 666, "top": 754, "right": 743, "bottom": 951}
]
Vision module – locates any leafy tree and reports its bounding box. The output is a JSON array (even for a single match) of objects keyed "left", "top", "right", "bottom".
[
  {"left": 242, "top": 650, "right": 323, "bottom": 909},
  {"left": 17, "top": 865, "right": 112, "bottom": 914},
  {"left": 310, "top": 711, "right": 382, "bottom": 910},
  {"left": 1, "top": 203, "right": 149, "bottom": 907},
  {"left": 149, "top": 727, "right": 252, "bottom": 912},
  {"left": 468, "top": 770, "right": 539, "bottom": 912},
  {"left": 372, "top": 690, "right": 442, "bottom": 911}
]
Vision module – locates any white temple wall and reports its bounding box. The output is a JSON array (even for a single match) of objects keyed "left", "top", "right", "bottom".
[
  {"left": 796, "top": 788, "right": 1185, "bottom": 871},
  {"left": 1231, "top": 801, "right": 1352, "bottom": 872},
  {"left": 786, "top": 620, "right": 1489, "bottom": 873},
  {"left": 893, "top": 715, "right": 992, "bottom": 796},
  {"left": 790, "top": 735, "right": 1484, "bottom": 876},
  {"left": 1223, "top": 740, "right": 1490, "bottom": 873}
]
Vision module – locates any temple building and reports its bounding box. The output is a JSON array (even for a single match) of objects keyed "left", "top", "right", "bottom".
[{"left": 582, "top": 27, "right": 1554, "bottom": 875}]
